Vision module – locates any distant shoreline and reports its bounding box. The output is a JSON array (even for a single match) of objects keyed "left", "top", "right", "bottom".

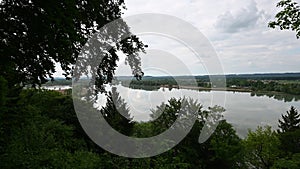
[{"left": 173, "top": 85, "right": 251, "bottom": 92}]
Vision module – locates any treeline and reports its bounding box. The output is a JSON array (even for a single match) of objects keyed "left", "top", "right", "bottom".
[
  {"left": 1, "top": 86, "right": 299, "bottom": 168},
  {"left": 120, "top": 78, "right": 300, "bottom": 95},
  {"left": 44, "top": 79, "right": 72, "bottom": 86},
  {"left": 43, "top": 74, "right": 300, "bottom": 95},
  {"left": 119, "top": 78, "right": 211, "bottom": 90},
  {"left": 227, "top": 79, "right": 300, "bottom": 95},
  {"left": 225, "top": 73, "right": 300, "bottom": 80}
]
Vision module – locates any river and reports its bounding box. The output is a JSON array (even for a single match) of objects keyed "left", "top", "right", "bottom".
[{"left": 96, "top": 85, "right": 300, "bottom": 138}]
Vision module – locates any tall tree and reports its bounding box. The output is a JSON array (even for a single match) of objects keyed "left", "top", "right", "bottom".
[
  {"left": 101, "top": 87, "right": 134, "bottom": 135},
  {"left": 269, "top": 0, "right": 300, "bottom": 39},
  {"left": 0, "top": 0, "right": 145, "bottom": 88},
  {"left": 278, "top": 106, "right": 300, "bottom": 133},
  {"left": 278, "top": 106, "right": 300, "bottom": 154}
]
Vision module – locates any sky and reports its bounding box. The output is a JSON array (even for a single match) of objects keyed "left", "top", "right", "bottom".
[
  {"left": 54, "top": 0, "right": 300, "bottom": 77},
  {"left": 119, "top": 0, "right": 300, "bottom": 76}
]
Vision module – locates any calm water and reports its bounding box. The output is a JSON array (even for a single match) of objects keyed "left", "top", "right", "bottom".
[{"left": 97, "top": 85, "right": 300, "bottom": 138}]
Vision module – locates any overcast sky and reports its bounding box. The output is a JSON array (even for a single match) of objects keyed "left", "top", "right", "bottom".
[
  {"left": 52, "top": 0, "right": 300, "bottom": 77},
  {"left": 117, "top": 0, "right": 300, "bottom": 76}
]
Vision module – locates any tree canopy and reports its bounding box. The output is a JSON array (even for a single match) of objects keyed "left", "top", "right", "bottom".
[
  {"left": 101, "top": 87, "right": 135, "bottom": 135},
  {"left": 278, "top": 106, "right": 300, "bottom": 132},
  {"left": 269, "top": 0, "right": 300, "bottom": 38},
  {"left": 243, "top": 126, "right": 281, "bottom": 169},
  {"left": 0, "top": 0, "right": 145, "bottom": 88}
]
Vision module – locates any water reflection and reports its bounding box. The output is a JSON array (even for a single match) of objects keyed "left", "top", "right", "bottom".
[
  {"left": 250, "top": 92, "right": 300, "bottom": 102},
  {"left": 96, "top": 85, "right": 300, "bottom": 138}
]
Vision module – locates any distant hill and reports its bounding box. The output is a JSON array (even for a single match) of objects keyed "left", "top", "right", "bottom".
[{"left": 224, "top": 72, "right": 300, "bottom": 80}]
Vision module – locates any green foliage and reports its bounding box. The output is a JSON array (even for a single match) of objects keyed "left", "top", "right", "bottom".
[
  {"left": 137, "top": 98, "right": 243, "bottom": 169},
  {"left": 1, "top": 0, "right": 145, "bottom": 88},
  {"left": 209, "top": 121, "right": 245, "bottom": 169},
  {"left": 2, "top": 88, "right": 300, "bottom": 168},
  {"left": 269, "top": 0, "right": 300, "bottom": 38},
  {"left": 278, "top": 129, "right": 300, "bottom": 153},
  {"left": 272, "top": 153, "right": 300, "bottom": 169},
  {"left": 101, "top": 87, "right": 135, "bottom": 135},
  {"left": 243, "top": 126, "right": 281, "bottom": 169},
  {"left": 150, "top": 98, "right": 183, "bottom": 135},
  {"left": 227, "top": 79, "right": 300, "bottom": 95},
  {"left": 0, "top": 76, "right": 8, "bottom": 106},
  {"left": 0, "top": 90, "right": 104, "bottom": 168},
  {"left": 276, "top": 107, "right": 300, "bottom": 156},
  {"left": 278, "top": 106, "right": 300, "bottom": 132},
  {"left": 121, "top": 76, "right": 300, "bottom": 95}
]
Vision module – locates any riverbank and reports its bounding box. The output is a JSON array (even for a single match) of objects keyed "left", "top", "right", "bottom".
[{"left": 176, "top": 85, "right": 252, "bottom": 92}]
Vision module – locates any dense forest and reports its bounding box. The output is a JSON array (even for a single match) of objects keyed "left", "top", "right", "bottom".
[{"left": 0, "top": 87, "right": 300, "bottom": 168}]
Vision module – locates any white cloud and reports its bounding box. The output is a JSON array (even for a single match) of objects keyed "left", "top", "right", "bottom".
[{"left": 215, "top": 0, "right": 265, "bottom": 33}]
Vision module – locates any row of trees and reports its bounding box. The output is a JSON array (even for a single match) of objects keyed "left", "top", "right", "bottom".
[
  {"left": 227, "top": 79, "right": 300, "bottom": 95},
  {"left": 120, "top": 77, "right": 300, "bottom": 95}
]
